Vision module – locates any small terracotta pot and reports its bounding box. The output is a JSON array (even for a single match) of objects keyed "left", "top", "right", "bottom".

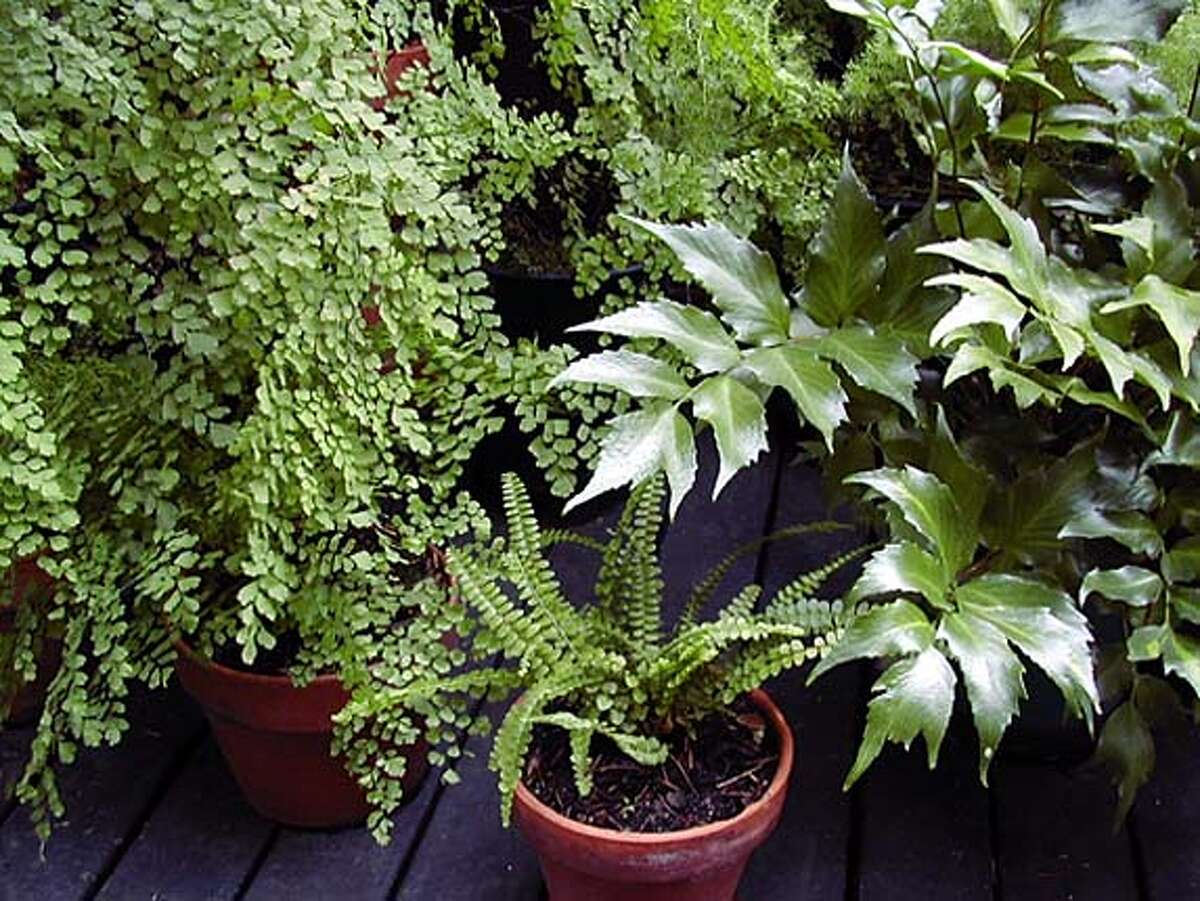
[
  {"left": 513, "top": 689, "right": 793, "bottom": 901},
  {"left": 174, "top": 640, "right": 428, "bottom": 828},
  {"left": 2, "top": 557, "right": 61, "bottom": 726}
]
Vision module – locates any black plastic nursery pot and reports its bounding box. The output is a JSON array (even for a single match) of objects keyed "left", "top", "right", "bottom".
[
  {"left": 174, "top": 640, "right": 429, "bottom": 829},
  {"left": 483, "top": 263, "right": 644, "bottom": 347}
]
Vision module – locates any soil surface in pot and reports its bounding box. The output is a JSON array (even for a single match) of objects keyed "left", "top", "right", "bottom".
[
  {"left": 523, "top": 697, "right": 779, "bottom": 833},
  {"left": 212, "top": 630, "right": 304, "bottom": 677}
]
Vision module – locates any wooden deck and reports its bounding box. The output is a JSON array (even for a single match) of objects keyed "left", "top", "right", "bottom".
[{"left": 3, "top": 444, "right": 1198, "bottom": 900}]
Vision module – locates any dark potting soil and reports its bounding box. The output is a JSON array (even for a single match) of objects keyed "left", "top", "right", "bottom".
[
  {"left": 212, "top": 629, "right": 304, "bottom": 677},
  {"left": 523, "top": 698, "right": 780, "bottom": 833}
]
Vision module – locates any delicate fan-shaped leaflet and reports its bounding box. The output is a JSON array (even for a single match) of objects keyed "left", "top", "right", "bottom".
[
  {"left": 744, "top": 345, "right": 847, "bottom": 450},
  {"left": 957, "top": 575, "right": 1099, "bottom": 724},
  {"left": 809, "top": 599, "right": 936, "bottom": 683},
  {"left": 569, "top": 300, "right": 741, "bottom": 374},
  {"left": 565, "top": 402, "right": 696, "bottom": 516},
  {"left": 1081, "top": 567, "right": 1164, "bottom": 607},
  {"left": 938, "top": 610, "right": 1026, "bottom": 782},
  {"left": 927, "top": 273, "right": 1027, "bottom": 346},
  {"left": 810, "top": 325, "right": 919, "bottom": 416},
  {"left": 551, "top": 349, "right": 689, "bottom": 400},
  {"left": 1103, "top": 276, "right": 1200, "bottom": 376},
  {"left": 846, "top": 647, "right": 957, "bottom": 787},
  {"left": 851, "top": 541, "right": 952, "bottom": 610},
  {"left": 691, "top": 374, "right": 769, "bottom": 499},
  {"left": 624, "top": 217, "right": 790, "bottom": 345},
  {"left": 802, "top": 149, "right": 887, "bottom": 328},
  {"left": 846, "top": 466, "right": 976, "bottom": 577}
]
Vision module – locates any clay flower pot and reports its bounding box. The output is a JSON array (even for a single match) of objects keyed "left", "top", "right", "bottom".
[
  {"left": 174, "top": 640, "right": 428, "bottom": 828},
  {"left": 512, "top": 688, "right": 793, "bottom": 901},
  {"left": 372, "top": 41, "right": 431, "bottom": 110},
  {"left": 2, "top": 557, "right": 61, "bottom": 726}
]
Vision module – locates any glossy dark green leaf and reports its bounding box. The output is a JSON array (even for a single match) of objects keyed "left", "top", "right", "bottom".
[
  {"left": 845, "top": 647, "right": 957, "bottom": 787},
  {"left": 939, "top": 609, "right": 1026, "bottom": 782},
  {"left": 803, "top": 151, "right": 887, "bottom": 327}
]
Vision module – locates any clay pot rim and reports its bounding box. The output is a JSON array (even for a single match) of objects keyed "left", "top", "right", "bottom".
[
  {"left": 172, "top": 637, "right": 342, "bottom": 690},
  {"left": 513, "top": 687, "right": 793, "bottom": 846}
]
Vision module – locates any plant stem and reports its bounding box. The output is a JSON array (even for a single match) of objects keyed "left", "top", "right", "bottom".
[
  {"left": 892, "top": 24, "right": 965, "bottom": 236},
  {"left": 1015, "top": 0, "right": 1051, "bottom": 207}
]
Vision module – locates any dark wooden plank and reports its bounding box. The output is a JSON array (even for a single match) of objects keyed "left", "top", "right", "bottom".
[
  {"left": 1131, "top": 721, "right": 1200, "bottom": 899},
  {"left": 994, "top": 762, "right": 1138, "bottom": 900},
  {"left": 95, "top": 738, "right": 275, "bottom": 901},
  {"left": 741, "top": 455, "right": 863, "bottom": 899},
  {"left": 242, "top": 769, "right": 438, "bottom": 901},
  {"left": 742, "top": 665, "right": 861, "bottom": 900},
  {"left": 395, "top": 728, "right": 541, "bottom": 901},
  {"left": 0, "top": 727, "right": 33, "bottom": 825},
  {"left": 0, "top": 686, "right": 204, "bottom": 901},
  {"left": 659, "top": 437, "right": 780, "bottom": 624},
  {"left": 856, "top": 717, "right": 995, "bottom": 901}
]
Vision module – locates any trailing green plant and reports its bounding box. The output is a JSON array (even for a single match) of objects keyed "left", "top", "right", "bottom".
[
  {"left": 0, "top": 0, "right": 529, "bottom": 837},
  {"left": 336, "top": 472, "right": 864, "bottom": 842}
]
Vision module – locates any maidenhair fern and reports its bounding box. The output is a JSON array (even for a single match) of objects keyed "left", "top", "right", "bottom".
[{"left": 336, "top": 473, "right": 863, "bottom": 840}]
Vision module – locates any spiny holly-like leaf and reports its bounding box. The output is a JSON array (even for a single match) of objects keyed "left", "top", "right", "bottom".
[
  {"left": 566, "top": 402, "right": 696, "bottom": 515},
  {"left": 927, "top": 273, "right": 1027, "bottom": 346},
  {"left": 570, "top": 301, "right": 741, "bottom": 374},
  {"left": 811, "top": 325, "right": 919, "bottom": 416},
  {"left": 851, "top": 541, "right": 952, "bottom": 610},
  {"left": 957, "top": 574, "right": 1099, "bottom": 724},
  {"left": 939, "top": 610, "right": 1026, "bottom": 783},
  {"left": 691, "top": 374, "right": 769, "bottom": 499},
  {"left": 924, "top": 182, "right": 1048, "bottom": 304},
  {"left": 802, "top": 150, "right": 887, "bottom": 328},
  {"left": 552, "top": 350, "right": 689, "bottom": 400},
  {"left": 846, "top": 467, "right": 976, "bottom": 576},
  {"left": 1093, "top": 700, "right": 1155, "bottom": 827},
  {"left": 1081, "top": 567, "right": 1164, "bottom": 607},
  {"left": 1050, "top": 0, "right": 1185, "bottom": 45},
  {"left": 845, "top": 647, "right": 957, "bottom": 787},
  {"left": 625, "top": 217, "right": 790, "bottom": 344},
  {"left": 810, "top": 599, "right": 935, "bottom": 683},
  {"left": 744, "top": 345, "right": 847, "bottom": 450},
  {"left": 1103, "top": 276, "right": 1200, "bottom": 376}
]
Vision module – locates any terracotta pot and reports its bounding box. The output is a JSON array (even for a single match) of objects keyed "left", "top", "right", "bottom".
[
  {"left": 513, "top": 688, "right": 793, "bottom": 901},
  {"left": 2, "top": 557, "right": 61, "bottom": 726},
  {"left": 174, "top": 640, "right": 428, "bottom": 828},
  {"left": 373, "top": 41, "right": 431, "bottom": 109}
]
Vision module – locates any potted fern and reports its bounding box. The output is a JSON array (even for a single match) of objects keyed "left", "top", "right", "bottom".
[
  {"left": 2, "top": 0, "right": 526, "bottom": 838},
  {"left": 338, "top": 473, "right": 861, "bottom": 894}
]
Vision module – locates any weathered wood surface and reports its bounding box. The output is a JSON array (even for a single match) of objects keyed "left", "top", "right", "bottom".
[{"left": 0, "top": 448, "right": 1189, "bottom": 900}]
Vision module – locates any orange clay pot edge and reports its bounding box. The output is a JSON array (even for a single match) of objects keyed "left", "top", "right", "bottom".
[{"left": 513, "top": 687, "right": 794, "bottom": 846}]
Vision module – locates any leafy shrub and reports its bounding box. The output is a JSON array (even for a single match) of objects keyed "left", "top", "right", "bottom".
[{"left": 553, "top": 0, "right": 1200, "bottom": 813}]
